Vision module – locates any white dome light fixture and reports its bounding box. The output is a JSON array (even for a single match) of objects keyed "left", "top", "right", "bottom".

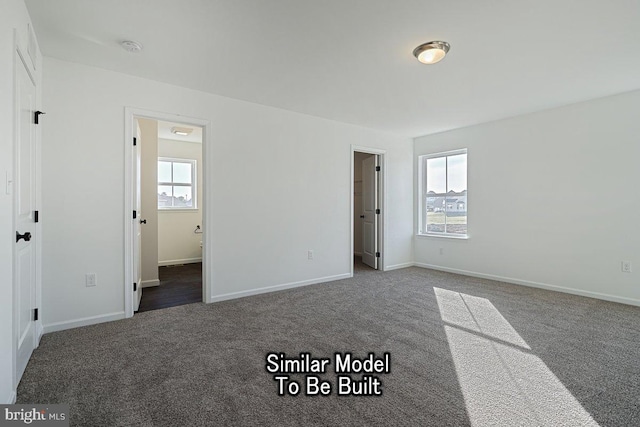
[
  {"left": 120, "top": 40, "right": 143, "bottom": 53},
  {"left": 171, "top": 126, "right": 193, "bottom": 136},
  {"left": 413, "top": 41, "right": 450, "bottom": 64}
]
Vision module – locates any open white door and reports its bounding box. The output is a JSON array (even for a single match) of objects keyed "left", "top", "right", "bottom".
[
  {"left": 14, "top": 49, "right": 37, "bottom": 382},
  {"left": 361, "top": 155, "right": 379, "bottom": 269},
  {"left": 133, "top": 122, "right": 143, "bottom": 311}
]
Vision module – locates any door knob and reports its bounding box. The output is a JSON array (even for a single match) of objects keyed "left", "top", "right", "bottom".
[
  {"left": 16, "top": 231, "right": 32, "bottom": 242},
  {"left": 360, "top": 215, "right": 365, "bottom": 218},
  {"left": 140, "top": 219, "right": 147, "bottom": 224}
]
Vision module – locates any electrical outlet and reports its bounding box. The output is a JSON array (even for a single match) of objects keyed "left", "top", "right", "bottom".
[
  {"left": 622, "top": 261, "right": 632, "bottom": 273},
  {"left": 86, "top": 273, "right": 97, "bottom": 287},
  {"left": 308, "top": 250, "right": 314, "bottom": 260}
]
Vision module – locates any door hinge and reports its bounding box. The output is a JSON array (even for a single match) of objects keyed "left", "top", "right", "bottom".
[
  {"left": 375, "top": 252, "right": 381, "bottom": 258},
  {"left": 133, "top": 137, "right": 137, "bottom": 146},
  {"left": 375, "top": 208, "right": 380, "bottom": 214},
  {"left": 133, "top": 282, "right": 137, "bottom": 292},
  {"left": 375, "top": 166, "right": 380, "bottom": 172},
  {"left": 34, "top": 111, "right": 45, "bottom": 125},
  {"left": 33, "top": 308, "right": 38, "bottom": 321},
  {"left": 133, "top": 210, "right": 137, "bottom": 219},
  {"left": 34, "top": 210, "right": 39, "bottom": 223}
]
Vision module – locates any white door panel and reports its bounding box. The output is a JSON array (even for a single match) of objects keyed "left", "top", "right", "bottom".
[
  {"left": 362, "top": 155, "right": 378, "bottom": 269},
  {"left": 133, "top": 122, "right": 143, "bottom": 311},
  {"left": 15, "top": 50, "right": 37, "bottom": 382},
  {"left": 363, "top": 222, "right": 374, "bottom": 256},
  {"left": 17, "top": 248, "right": 33, "bottom": 343}
]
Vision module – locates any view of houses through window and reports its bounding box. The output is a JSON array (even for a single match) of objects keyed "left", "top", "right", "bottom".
[
  {"left": 158, "top": 158, "right": 196, "bottom": 209},
  {"left": 421, "top": 150, "right": 467, "bottom": 236}
]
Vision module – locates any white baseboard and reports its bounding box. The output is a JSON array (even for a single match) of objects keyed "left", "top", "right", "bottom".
[
  {"left": 414, "top": 262, "right": 640, "bottom": 307},
  {"left": 43, "top": 311, "right": 126, "bottom": 334},
  {"left": 210, "top": 273, "right": 351, "bottom": 303},
  {"left": 141, "top": 279, "right": 160, "bottom": 288},
  {"left": 385, "top": 262, "right": 414, "bottom": 271},
  {"left": 3, "top": 390, "right": 16, "bottom": 404},
  {"left": 158, "top": 258, "right": 202, "bottom": 267}
]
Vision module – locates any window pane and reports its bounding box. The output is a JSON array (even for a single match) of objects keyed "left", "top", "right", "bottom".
[
  {"left": 446, "top": 213, "right": 467, "bottom": 234},
  {"left": 173, "top": 162, "right": 192, "bottom": 184},
  {"left": 426, "top": 195, "right": 446, "bottom": 214},
  {"left": 446, "top": 153, "right": 467, "bottom": 234},
  {"left": 426, "top": 157, "right": 446, "bottom": 194},
  {"left": 447, "top": 154, "right": 467, "bottom": 192},
  {"left": 172, "top": 186, "right": 193, "bottom": 207},
  {"left": 158, "top": 161, "right": 172, "bottom": 183},
  {"left": 427, "top": 210, "right": 446, "bottom": 233},
  {"left": 425, "top": 156, "right": 447, "bottom": 233},
  {"left": 158, "top": 185, "right": 173, "bottom": 207}
]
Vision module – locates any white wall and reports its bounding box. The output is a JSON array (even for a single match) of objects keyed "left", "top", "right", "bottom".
[
  {"left": 158, "top": 138, "right": 203, "bottom": 266},
  {"left": 414, "top": 90, "right": 640, "bottom": 305},
  {"left": 41, "top": 57, "right": 414, "bottom": 330},
  {"left": 138, "top": 118, "right": 159, "bottom": 286},
  {"left": 0, "top": 0, "right": 42, "bottom": 404}
]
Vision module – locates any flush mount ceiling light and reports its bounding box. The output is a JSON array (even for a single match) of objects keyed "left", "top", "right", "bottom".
[
  {"left": 413, "top": 41, "right": 450, "bottom": 64},
  {"left": 120, "top": 40, "right": 143, "bottom": 53},
  {"left": 171, "top": 126, "right": 193, "bottom": 136}
]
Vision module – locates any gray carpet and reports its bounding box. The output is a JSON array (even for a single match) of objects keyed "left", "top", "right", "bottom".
[{"left": 17, "top": 261, "right": 640, "bottom": 426}]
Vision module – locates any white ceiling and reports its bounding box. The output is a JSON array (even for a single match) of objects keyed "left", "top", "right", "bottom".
[
  {"left": 157, "top": 120, "right": 202, "bottom": 143},
  {"left": 25, "top": 0, "right": 640, "bottom": 137}
]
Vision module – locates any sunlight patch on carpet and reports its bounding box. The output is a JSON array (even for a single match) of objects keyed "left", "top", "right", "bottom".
[{"left": 434, "top": 287, "right": 599, "bottom": 426}]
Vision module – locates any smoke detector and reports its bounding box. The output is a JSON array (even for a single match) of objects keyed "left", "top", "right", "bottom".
[{"left": 120, "top": 40, "right": 143, "bottom": 53}]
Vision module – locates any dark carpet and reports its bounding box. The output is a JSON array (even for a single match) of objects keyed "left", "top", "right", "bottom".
[
  {"left": 137, "top": 263, "right": 203, "bottom": 312},
  {"left": 17, "top": 261, "right": 640, "bottom": 426}
]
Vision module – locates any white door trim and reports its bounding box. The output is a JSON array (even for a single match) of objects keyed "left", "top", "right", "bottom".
[
  {"left": 124, "top": 107, "right": 212, "bottom": 318},
  {"left": 350, "top": 145, "right": 386, "bottom": 276}
]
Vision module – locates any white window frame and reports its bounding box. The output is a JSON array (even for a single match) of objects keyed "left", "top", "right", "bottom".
[
  {"left": 158, "top": 157, "right": 197, "bottom": 210},
  {"left": 418, "top": 148, "right": 468, "bottom": 239}
]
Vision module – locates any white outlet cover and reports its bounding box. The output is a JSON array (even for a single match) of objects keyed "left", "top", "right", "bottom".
[
  {"left": 86, "top": 273, "right": 97, "bottom": 286},
  {"left": 622, "top": 261, "right": 632, "bottom": 273}
]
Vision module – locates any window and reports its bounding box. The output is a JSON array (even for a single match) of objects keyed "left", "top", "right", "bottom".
[
  {"left": 157, "top": 158, "right": 197, "bottom": 209},
  {"left": 419, "top": 149, "right": 467, "bottom": 237}
]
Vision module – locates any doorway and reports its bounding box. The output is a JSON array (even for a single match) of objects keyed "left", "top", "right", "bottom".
[
  {"left": 124, "top": 109, "right": 211, "bottom": 318},
  {"left": 351, "top": 146, "right": 385, "bottom": 275},
  {"left": 138, "top": 119, "right": 203, "bottom": 312}
]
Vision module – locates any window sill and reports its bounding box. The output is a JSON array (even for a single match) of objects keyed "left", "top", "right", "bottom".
[
  {"left": 416, "top": 233, "right": 469, "bottom": 240},
  {"left": 158, "top": 208, "right": 199, "bottom": 213}
]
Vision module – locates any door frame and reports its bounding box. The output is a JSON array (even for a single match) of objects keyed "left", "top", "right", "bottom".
[
  {"left": 350, "top": 145, "right": 386, "bottom": 276},
  {"left": 12, "top": 34, "right": 42, "bottom": 390},
  {"left": 124, "top": 107, "right": 212, "bottom": 318}
]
